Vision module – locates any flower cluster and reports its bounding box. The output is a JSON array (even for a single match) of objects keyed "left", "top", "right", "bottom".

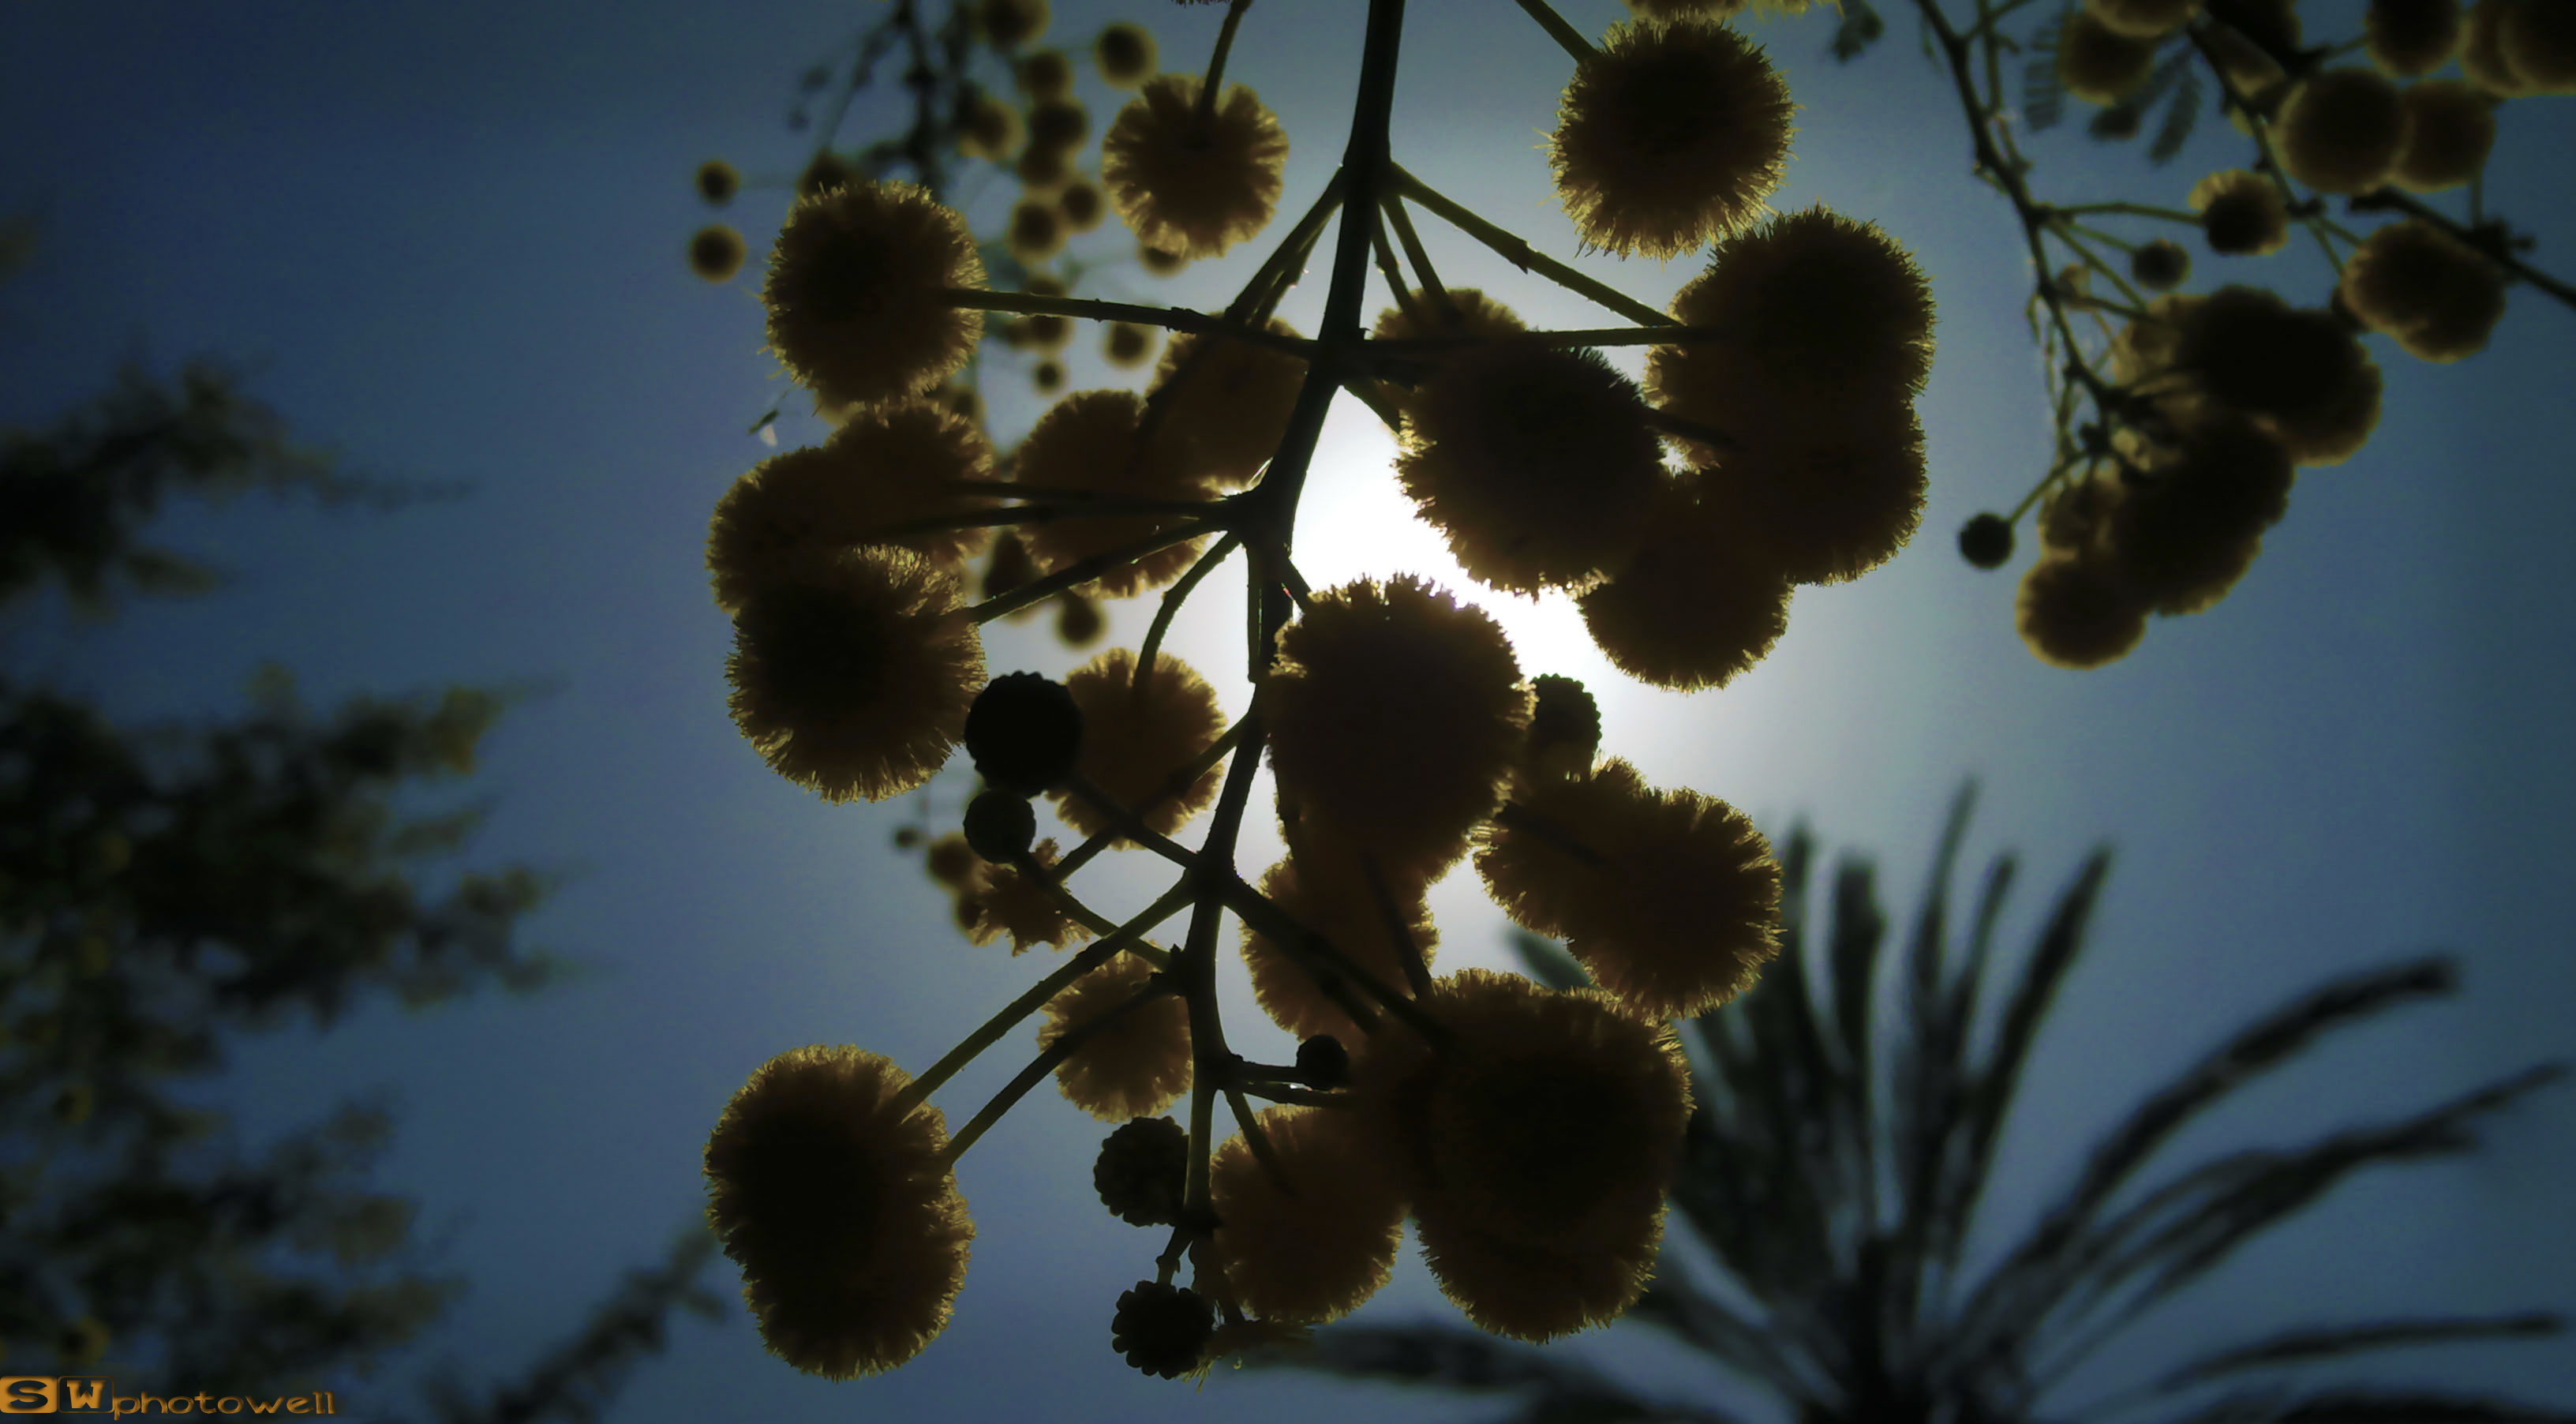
[
  {"left": 1930, "top": 0, "right": 2570, "bottom": 666},
  {"left": 675, "top": 0, "right": 1957, "bottom": 1390}
]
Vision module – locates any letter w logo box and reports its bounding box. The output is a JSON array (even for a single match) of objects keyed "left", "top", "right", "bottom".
[{"left": 2, "top": 1377, "right": 109, "bottom": 1414}]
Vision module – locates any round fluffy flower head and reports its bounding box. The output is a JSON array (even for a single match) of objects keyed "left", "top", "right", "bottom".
[
  {"left": 2087, "top": 0, "right": 2200, "bottom": 39},
  {"left": 1043, "top": 950, "right": 1191, "bottom": 1121},
  {"left": 1352, "top": 969, "right": 1689, "bottom": 1339},
  {"left": 1626, "top": 0, "right": 1753, "bottom": 16},
  {"left": 1059, "top": 179, "right": 1105, "bottom": 231},
  {"left": 1008, "top": 198, "right": 1066, "bottom": 262},
  {"left": 1241, "top": 853, "right": 1437, "bottom": 1044},
  {"left": 2017, "top": 550, "right": 2147, "bottom": 669},
  {"left": 1260, "top": 575, "right": 1533, "bottom": 881},
  {"left": 1103, "top": 320, "right": 1159, "bottom": 369},
  {"left": 2172, "top": 287, "right": 2383, "bottom": 465},
  {"left": 978, "top": 0, "right": 1049, "bottom": 49},
  {"left": 1660, "top": 205, "right": 1936, "bottom": 401},
  {"left": 1703, "top": 393, "right": 1929, "bottom": 586},
  {"left": 1151, "top": 318, "right": 1309, "bottom": 487},
  {"left": 1550, "top": 17, "right": 1795, "bottom": 260},
  {"left": 1576, "top": 479, "right": 1792, "bottom": 691},
  {"left": 707, "top": 401, "right": 995, "bottom": 615},
  {"left": 1101, "top": 73, "right": 1289, "bottom": 260},
  {"left": 2131, "top": 237, "right": 2191, "bottom": 290},
  {"left": 1208, "top": 1106, "right": 1408, "bottom": 1324},
  {"left": 2059, "top": 10, "right": 2160, "bottom": 105},
  {"left": 691, "top": 225, "right": 747, "bottom": 282},
  {"left": 957, "top": 92, "right": 1023, "bottom": 161},
  {"left": 1017, "top": 47, "right": 1074, "bottom": 100},
  {"left": 2460, "top": 0, "right": 2535, "bottom": 96},
  {"left": 1372, "top": 287, "right": 1527, "bottom": 408},
  {"left": 764, "top": 182, "right": 986, "bottom": 413},
  {"left": 2339, "top": 218, "right": 2507, "bottom": 362},
  {"left": 726, "top": 549, "right": 983, "bottom": 803},
  {"left": 2107, "top": 410, "right": 2295, "bottom": 615},
  {"left": 2368, "top": 0, "right": 2465, "bottom": 76},
  {"left": 703, "top": 1046, "right": 974, "bottom": 1378},
  {"left": 1095, "top": 21, "right": 1157, "bottom": 86},
  {"left": 2275, "top": 69, "right": 2410, "bottom": 194},
  {"left": 1053, "top": 647, "right": 1226, "bottom": 842},
  {"left": 2392, "top": 80, "right": 2496, "bottom": 192},
  {"left": 1012, "top": 389, "right": 1216, "bottom": 598},
  {"left": 2500, "top": 0, "right": 2576, "bottom": 92},
  {"left": 1397, "top": 342, "right": 1663, "bottom": 594},
  {"left": 1477, "top": 759, "right": 1780, "bottom": 1020},
  {"left": 963, "top": 838, "right": 1091, "bottom": 952},
  {"left": 2190, "top": 169, "right": 2289, "bottom": 257}
]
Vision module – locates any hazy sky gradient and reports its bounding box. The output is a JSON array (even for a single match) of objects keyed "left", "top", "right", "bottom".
[{"left": 4, "top": 1, "right": 2571, "bottom": 1418}]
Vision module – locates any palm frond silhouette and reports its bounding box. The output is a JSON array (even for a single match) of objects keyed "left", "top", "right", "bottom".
[{"left": 1253, "top": 785, "right": 2573, "bottom": 1424}]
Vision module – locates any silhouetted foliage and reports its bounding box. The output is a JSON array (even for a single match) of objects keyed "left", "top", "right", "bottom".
[
  {"left": 2, "top": 283, "right": 719, "bottom": 1407},
  {"left": 1253, "top": 787, "right": 2573, "bottom": 1424}
]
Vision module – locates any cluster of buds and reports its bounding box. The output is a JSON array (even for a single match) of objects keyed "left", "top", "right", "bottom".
[
  {"left": 1952, "top": 0, "right": 2571, "bottom": 666},
  {"left": 689, "top": 0, "right": 1942, "bottom": 1384}
]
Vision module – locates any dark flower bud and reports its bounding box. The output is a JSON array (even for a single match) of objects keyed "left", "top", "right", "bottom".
[
  {"left": 963, "top": 789, "right": 1038, "bottom": 865},
  {"left": 1111, "top": 1280, "right": 1213, "bottom": 1379},
  {"left": 1958, "top": 512, "right": 2016, "bottom": 569},
  {"left": 1294, "top": 1034, "right": 1350, "bottom": 1089},
  {"left": 1093, "top": 1115, "right": 1189, "bottom": 1226},
  {"left": 964, "top": 671, "right": 1083, "bottom": 795}
]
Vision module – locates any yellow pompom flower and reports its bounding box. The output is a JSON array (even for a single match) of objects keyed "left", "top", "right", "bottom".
[
  {"left": 1476, "top": 759, "right": 1779, "bottom": 1021},
  {"left": 1548, "top": 17, "right": 1794, "bottom": 260},
  {"left": 2017, "top": 550, "right": 2148, "bottom": 669},
  {"left": 2339, "top": 218, "right": 2508, "bottom": 362},
  {"left": 2367, "top": 0, "right": 2465, "bottom": 77},
  {"left": 963, "top": 838, "right": 1091, "bottom": 953},
  {"left": 1352, "top": 969, "right": 1691, "bottom": 1341},
  {"left": 978, "top": 0, "right": 1049, "bottom": 50},
  {"left": 2391, "top": 79, "right": 2496, "bottom": 191},
  {"left": 1042, "top": 951, "right": 1190, "bottom": 1121},
  {"left": 1260, "top": 575, "right": 1532, "bottom": 883},
  {"left": 703, "top": 1046, "right": 975, "bottom": 1379},
  {"left": 1701, "top": 393, "right": 1929, "bottom": 586},
  {"left": 1239, "top": 853, "right": 1436, "bottom": 1044},
  {"left": 2105, "top": 410, "right": 2294, "bottom": 616},
  {"left": 2057, "top": 9, "right": 2160, "bottom": 106},
  {"left": 1012, "top": 389, "right": 1217, "bottom": 598},
  {"left": 725, "top": 549, "right": 984, "bottom": 803},
  {"left": 1574, "top": 478, "right": 1792, "bottom": 692},
  {"left": 2460, "top": 0, "right": 2537, "bottom": 96},
  {"left": 957, "top": 92, "right": 1024, "bottom": 161},
  {"left": 2169, "top": 287, "right": 2382, "bottom": 466},
  {"left": 1052, "top": 647, "right": 1226, "bottom": 842},
  {"left": 1101, "top": 74, "right": 1290, "bottom": 260},
  {"left": 2499, "top": 0, "right": 2576, "bottom": 92},
  {"left": 2189, "top": 169, "right": 2290, "bottom": 257},
  {"left": 1009, "top": 197, "right": 1066, "bottom": 262},
  {"left": 1207, "top": 1106, "right": 1409, "bottom": 1325},
  {"left": 1103, "top": 320, "right": 1159, "bottom": 369},
  {"left": 2274, "top": 69, "right": 2411, "bottom": 195},
  {"left": 1370, "top": 287, "right": 1527, "bottom": 411},
  {"left": 1095, "top": 21, "right": 1158, "bottom": 88},
  {"left": 689, "top": 225, "right": 748, "bottom": 282},
  {"left": 1017, "top": 47, "right": 1074, "bottom": 100},
  {"left": 1395, "top": 342, "right": 1663, "bottom": 595},
  {"left": 2086, "top": 0, "right": 2200, "bottom": 39},
  {"left": 706, "top": 401, "right": 995, "bottom": 615},
  {"left": 1624, "top": 0, "right": 1752, "bottom": 17},
  {"left": 1654, "top": 205, "right": 1936, "bottom": 402},
  {"left": 1150, "top": 319, "right": 1309, "bottom": 488},
  {"left": 763, "top": 182, "right": 986, "bottom": 413}
]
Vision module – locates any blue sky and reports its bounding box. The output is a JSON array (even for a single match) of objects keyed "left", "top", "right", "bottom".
[{"left": 3, "top": 0, "right": 2571, "bottom": 1418}]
